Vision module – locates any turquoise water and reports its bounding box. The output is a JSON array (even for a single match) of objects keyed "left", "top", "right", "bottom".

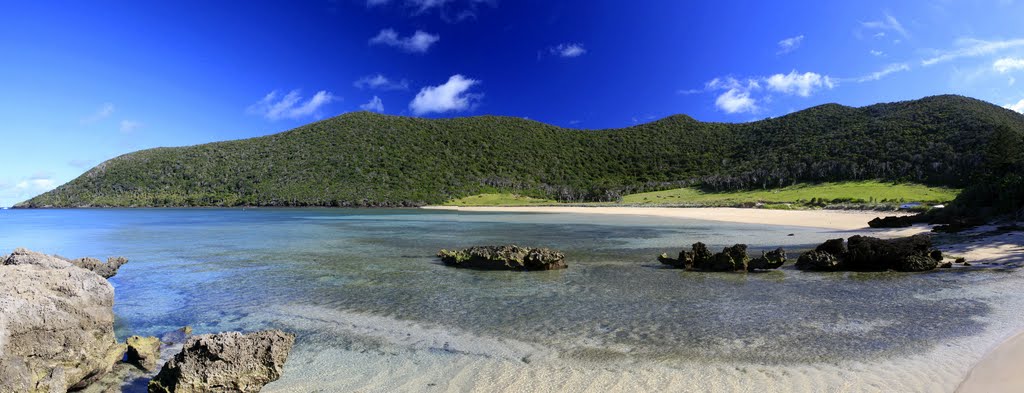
[{"left": 0, "top": 208, "right": 1015, "bottom": 391}]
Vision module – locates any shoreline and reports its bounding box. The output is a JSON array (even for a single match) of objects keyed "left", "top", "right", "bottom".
[{"left": 423, "top": 205, "right": 909, "bottom": 231}]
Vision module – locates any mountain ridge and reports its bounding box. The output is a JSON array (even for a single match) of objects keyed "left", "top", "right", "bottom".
[{"left": 17, "top": 94, "right": 1024, "bottom": 212}]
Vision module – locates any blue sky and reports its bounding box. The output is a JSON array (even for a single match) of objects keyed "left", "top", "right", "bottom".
[{"left": 2, "top": 0, "right": 1024, "bottom": 206}]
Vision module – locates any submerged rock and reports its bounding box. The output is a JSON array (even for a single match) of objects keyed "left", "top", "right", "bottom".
[
  {"left": 797, "top": 234, "right": 945, "bottom": 272},
  {"left": 148, "top": 330, "right": 296, "bottom": 393},
  {"left": 126, "top": 336, "right": 162, "bottom": 371},
  {"left": 437, "top": 245, "right": 567, "bottom": 271},
  {"left": 0, "top": 248, "right": 125, "bottom": 393}
]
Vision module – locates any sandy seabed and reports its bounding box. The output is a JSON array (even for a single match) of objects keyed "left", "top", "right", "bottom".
[{"left": 257, "top": 206, "right": 1024, "bottom": 393}]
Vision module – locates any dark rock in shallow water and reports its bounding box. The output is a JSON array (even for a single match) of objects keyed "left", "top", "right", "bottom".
[
  {"left": 749, "top": 248, "right": 787, "bottom": 271},
  {"left": 798, "top": 234, "right": 945, "bottom": 272},
  {"left": 659, "top": 243, "right": 781, "bottom": 272},
  {"left": 148, "top": 330, "right": 295, "bottom": 393},
  {"left": 795, "top": 250, "right": 842, "bottom": 271},
  {"left": 868, "top": 215, "right": 915, "bottom": 228},
  {"left": 815, "top": 238, "right": 847, "bottom": 256},
  {"left": 437, "top": 245, "right": 567, "bottom": 271}
]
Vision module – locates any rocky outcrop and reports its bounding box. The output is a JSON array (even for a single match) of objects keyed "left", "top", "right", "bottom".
[
  {"left": 796, "top": 234, "right": 944, "bottom": 272},
  {"left": 148, "top": 330, "right": 296, "bottom": 393},
  {"left": 126, "top": 336, "right": 162, "bottom": 371},
  {"left": 66, "top": 256, "right": 129, "bottom": 279},
  {"left": 659, "top": 243, "right": 785, "bottom": 272},
  {"left": 437, "top": 245, "right": 567, "bottom": 271},
  {"left": 0, "top": 248, "right": 126, "bottom": 393}
]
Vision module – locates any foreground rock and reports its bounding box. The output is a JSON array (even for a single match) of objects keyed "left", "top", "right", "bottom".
[
  {"left": 126, "top": 336, "right": 162, "bottom": 371},
  {"left": 796, "top": 234, "right": 944, "bottom": 272},
  {"left": 0, "top": 248, "right": 126, "bottom": 393},
  {"left": 659, "top": 243, "right": 786, "bottom": 272},
  {"left": 437, "top": 245, "right": 567, "bottom": 271},
  {"left": 65, "top": 256, "right": 129, "bottom": 278},
  {"left": 148, "top": 330, "right": 296, "bottom": 393}
]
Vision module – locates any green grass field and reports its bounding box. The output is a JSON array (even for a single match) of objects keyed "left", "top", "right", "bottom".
[
  {"left": 443, "top": 193, "right": 557, "bottom": 206},
  {"left": 621, "top": 181, "right": 960, "bottom": 205},
  {"left": 443, "top": 181, "right": 961, "bottom": 207}
]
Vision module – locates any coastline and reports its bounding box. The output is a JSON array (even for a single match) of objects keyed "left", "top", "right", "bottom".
[{"left": 423, "top": 205, "right": 910, "bottom": 231}]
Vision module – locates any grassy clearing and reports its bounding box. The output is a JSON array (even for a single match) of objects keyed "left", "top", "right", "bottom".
[
  {"left": 621, "top": 181, "right": 960, "bottom": 205},
  {"left": 444, "top": 193, "right": 557, "bottom": 206}
]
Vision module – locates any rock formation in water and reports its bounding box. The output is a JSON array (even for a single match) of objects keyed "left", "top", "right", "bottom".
[
  {"left": 867, "top": 215, "right": 915, "bottom": 228},
  {"left": 437, "top": 245, "right": 568, "bottom": 271},
  {"left": 796, "top": 234, "right": 944, "bottom": 272},
  {"left": 0, "top": 248, "right": 127, "bottom": 392},
  {"left": 126, "top": 336, "right": 163, "bottom": 371},
  {"left": 148, "top": 330, "right": 296, "bottom": 393},
  {"left": 659, "top": 243, "right": 786, "bottom": 272},
  {"left": 63, "top": 255, "right": 129, "bottom": 278}
]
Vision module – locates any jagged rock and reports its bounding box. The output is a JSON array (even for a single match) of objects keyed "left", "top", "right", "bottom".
[
  {"left": 749, "top": 248, "right": 787, "bottom": 271},
  {"left": 815, "top": 238, "right": 847, "bottom": 256},
  {"left": 148, "top": 330, "right": 296, "bottom": 393},
  {"left": 868, "top": 215, "right": 914, "bottom": 228},
  {"left": 690, "top": 242, "right": 714, "bottom": 270},
  {"left": 68, "top": 256, "right": 129, "bottom": 279},
  {"left": 161, "top": 326, "right": 194, "bottom": 345},
  {"left": 659, "top": 243, "right": 776, "bottom": 272},
  {"left": 126, "top": 336, "right": 162, "bottom": 371},
  {"left": 437, "top": 245, "right": 567, "bottom": 271},
  {"left": 845, "top": 234, "right": 934, "bottom": 271},
  {"left": 0, "top": 248, "right": 125, "bottom": 393},
  {"left": 795, "top": 250, "right": 842, "bottom": 271},
  {"left": 896, "top": 254, "right": 940, "bottom": 272},
  {"left": 658, "top": 252, "right": 682, "bottom": 268}
]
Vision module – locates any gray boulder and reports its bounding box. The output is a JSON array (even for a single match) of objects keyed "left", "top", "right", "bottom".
[
  {"left": 148, "top": 330, "right": 296, "bottom": 393},
  {"left": 0, "top": 248, "right": 126, "bottom": 393},
  {"left": 67, "top": 256, "right": 129, "bottom": 279},
  {"left": 749, "top": 248, "right": 787, "bottom": 271},
  {"left": 795, "top": 250, "right": 842, "bottom": 271}
]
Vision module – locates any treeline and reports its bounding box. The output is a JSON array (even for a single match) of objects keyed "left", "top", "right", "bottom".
[{"left": 17, "top": 95, "right": 1024, "bottom": 215}]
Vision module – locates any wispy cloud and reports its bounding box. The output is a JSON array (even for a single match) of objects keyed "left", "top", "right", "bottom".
[
  {"left": 409, "top": 74, "right": 481, "bottom": 115},
  {"left": 703, "top": 71, "right": 835, "bottom": 114},
  {"left": 80, "top": 103, "right": 115, "bottom": 124},
  {"left": 857, "top": 63, "right": 911, "bottom": 82},
  {"left": 765, "top": 71, "right": 836, "bottom": 97},
  {"left": 247, "top": 90, "right": 337, "bottom": 120},
  {"left": 360, "top": 96, "right": 385, "bottom": 112},
  {"left": 777, "top": 35, "right": 804, "bottom": 55},
  {"left": 354, "top": 74, "right": 410, "bottom": 90},
  {"left": 861, "top": 12, "right": 909, "bottom": 39},
  {"left": 369, "top": 28, "right": 440, "bottom": 53},
  {"left": 548, "top": 43, "right": 587, "bottom": 58},
  {"left": 368, "top": 0, "right": 496, "bottom": 22},
  {"left": 870, "top": 50, "right": 885, "bottom": 57},
  {"left": 994, "top": 57, "right": 1024, "bottom": 73},
  {"left": 1006, "top": 99, "right": 1024, "bottom": 113},
  {"left": 922, "top": 38, "right": 1024, "bottom": 66},
  {"left": 119, "top": 120, "right": 142, "bottom": 133}
]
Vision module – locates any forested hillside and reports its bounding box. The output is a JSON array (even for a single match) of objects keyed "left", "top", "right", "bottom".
[{"left": 17, "top": 95, "right": 1024, "bottom": 214}]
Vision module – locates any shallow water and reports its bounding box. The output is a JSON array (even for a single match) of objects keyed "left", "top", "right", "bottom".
[{"left": 1, "top": 208, "right": 1020, "bottom": 392}]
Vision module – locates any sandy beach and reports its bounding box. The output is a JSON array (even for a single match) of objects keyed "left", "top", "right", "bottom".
[{"left": 424, "top": 206, "right": 911, "bottom": 231}]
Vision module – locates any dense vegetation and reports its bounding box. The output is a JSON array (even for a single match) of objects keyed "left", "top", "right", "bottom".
[
  {"left": 16, "top": 95, "right": 1024, "bottom": 216},
  {"left": 620, "top": 181, "right": 960, "bottom": 206}
]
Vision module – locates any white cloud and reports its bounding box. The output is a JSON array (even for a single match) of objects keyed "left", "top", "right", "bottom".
[
  {"left": 870, "top": 50, "right": 885, "bottom": 57},
  {"left": 354, "top": 74, "right": 409, "bottom": 90},
  {"left": 857, "top": 63, "right": 911, "bottom": 82},
  {"left": 861, "top": 12, "right": 909, "bottom": 38},
  {"left": 549, "top": 43, "right": 586, "bottom": 58},
  {"left": 715, "top": 89, "right": 757, "bottom": 114},
  {"left": 247, "top": 90, "right": 337, "bottom": 121},
  {"left": 765, "top": 71, "right": 836, "bottom": 97},
  {"left": 994, "top": 57, "right": 1024, "bottom": 73},
  {"left": 923, "top": 38, "right": 1024, "bottom": 66},
  {"left": 777, "top": 35, "right": 804, "bottom": 55},
  {"left": 80, "top": 103, "right": 115, "bottom": 124},
  {"left": 409, "top": 74, "right": 481, "bottom": 115},
  {"left": 1006, "top": 99, "right": 1024, "bottom": 113},
  {"left": 360, "top": 96, "right": 385, "bottom": 112},
  {"left": 369, "top": 28, "right": 440, "bottom": 53},
  {"left": 119, "top": 120, "right": 142, "bottom": 133}
]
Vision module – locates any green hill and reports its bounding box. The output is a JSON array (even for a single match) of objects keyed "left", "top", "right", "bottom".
[{"left": 16, "top": 95, "right": 1024, "bottom": 214}]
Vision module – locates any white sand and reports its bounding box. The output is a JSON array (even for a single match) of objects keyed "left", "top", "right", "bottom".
[{"left": 424, "top": 205, "right": 912, "bottom": 231}]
